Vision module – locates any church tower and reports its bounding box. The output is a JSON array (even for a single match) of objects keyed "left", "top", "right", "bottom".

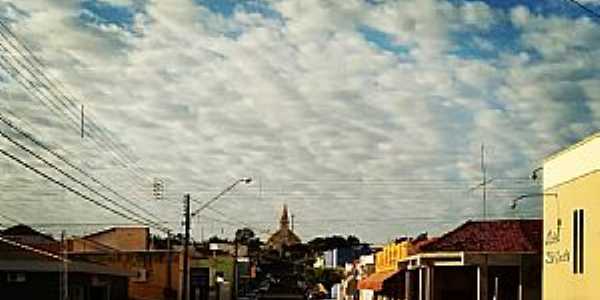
[
  {"left": 280, "top": 204, "right": 290, "bottom": 229},
  {"left": 266, "top": 204, "right": 301, "bottom": 251}
]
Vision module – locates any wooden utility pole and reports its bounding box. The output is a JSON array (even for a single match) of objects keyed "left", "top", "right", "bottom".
[
  {"left": 166, "top": 230, "right": 172, "bottom": 292},
  {"left": 182, "top": 194, "right": 190, "bottom": 300},
  {"left": 61, "top": 230, "right": 68, "bottom": 300}
]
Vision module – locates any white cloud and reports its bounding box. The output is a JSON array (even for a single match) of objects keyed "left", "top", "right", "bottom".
[{"left": 0, "top": 0, "right": 598, "bottom": 242}]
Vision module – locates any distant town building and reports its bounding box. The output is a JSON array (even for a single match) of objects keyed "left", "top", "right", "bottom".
[
  {"left": 0, "top": 225, "right": 132, "bottom": 300},
  {"left": 542, "top": 132, "right": 600, "bottom": 300},
  {"left": 404, "top": 219, "right": 542, "bottom": 300},
  {"left": 68, "top": 226, "right": 150, "bottom": 252},
  {"left": 266, "top": 205, "right": 301, "bottom": 251}
]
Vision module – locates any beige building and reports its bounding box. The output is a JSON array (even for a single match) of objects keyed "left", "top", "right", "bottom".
[
  {"left": 543, "top": 132, "right": 600, "bottom": 300},
  {"left": 69, "top": 226, "right": 150, "bottom": 252}
]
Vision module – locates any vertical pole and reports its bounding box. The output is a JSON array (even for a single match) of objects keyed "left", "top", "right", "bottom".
[
  {"left": 80, "top": 105, "right": 84, "bottom": 139},
  {"left": 494, "top": 277, "right": 499, "bottom": 300},
  {"left": 59, "top": 232, "right": 63, "bottom": 300},
  {"left": 481, "top": 143, "right": 487, "bottom": 220},
  {"left": 167, "top": 230, "right": 173, "bottom": 291},
  {"left": 183, "top": 194, "right": 191, "bottom": 300},
  {"left": 233, "top": 242, "right": 238, "bottom": 300},
  {"left": 418, "top": 268, "right": 423, "bottom": 300},
  {"left": 62, "top": 230, "right": 68, "bottom": 300}
]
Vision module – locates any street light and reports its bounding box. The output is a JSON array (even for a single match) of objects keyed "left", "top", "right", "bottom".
[
  {"left": 191, "top": 177, "right": 252, "bottom": 218},
  {"left": 510, "top": 193, "right": 558, "bottom": 209},
  {"left": 182, "top": 177, "right": 252, "bottom": 300}
]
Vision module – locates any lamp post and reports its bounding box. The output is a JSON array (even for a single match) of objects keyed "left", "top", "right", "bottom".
[
  {"left": 182, "top": 177, "right": 252, "bottom": 300},
  {"left": 509, "top": 193, "right": 558, "bottom": 210},
  {"left": 191, "top": 177, "right": 252, "bottom": 218}
]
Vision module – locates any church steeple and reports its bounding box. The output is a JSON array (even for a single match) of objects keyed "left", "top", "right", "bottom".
[{"left": 280, "top": 204, "right": 290, "bottom": 229}]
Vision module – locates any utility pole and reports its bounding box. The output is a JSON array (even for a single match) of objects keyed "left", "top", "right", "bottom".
[
  {"left": 61, "top": 230, "right": 68, "bottom": 300},
  {"left": 233, "top": 241, "right": 238, "bottom": 300},
  {"left": 166, "top": 230, "right": 172, "bottom": 294},
  {"left": 182, "top": 194, "right": 190, "bottom": 300}
]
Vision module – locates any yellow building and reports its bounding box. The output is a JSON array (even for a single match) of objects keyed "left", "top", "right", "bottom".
[
  {"left": 359, "top": 241, "right": 415, "bottom": 299},
  {"left": 543, "top": 132, "right": 600, "bottom": 300},
  {"left": 375, "top": 242, "right": 413, "bottom": 273}
]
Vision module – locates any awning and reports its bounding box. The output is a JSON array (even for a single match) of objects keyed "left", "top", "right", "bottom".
[{"left": 357, "top": 270, "right": 399, "bottom": 291}]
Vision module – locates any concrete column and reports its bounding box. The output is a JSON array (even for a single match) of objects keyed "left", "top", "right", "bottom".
[
  {"left": 405, "top": 271, "right": 412, "bottom": 300},
  {"left": 418, "top": 268, "right": 423, "bottom": 300},
  {"left": 477, "top": 265, "right": 488, "bottom": 300},
  {"left": 518, "top": 264, "right": 523, "bottom": 300},
  {"left": 422, "top": 267, "right": 434, "bottom": 300}
]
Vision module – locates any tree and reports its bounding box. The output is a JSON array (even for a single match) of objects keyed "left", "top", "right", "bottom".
[
  {"left": 235, "top": 227, "right": 256, "bottom": 244},
  {"left": 208, "top": 235, "right": 229, "bottom": 243},
  {"left": 307, "top": 235, "right": 362, "bottom": 252},
  {"left": 347, "top": 235, "right": 360, "bottom": 246}
]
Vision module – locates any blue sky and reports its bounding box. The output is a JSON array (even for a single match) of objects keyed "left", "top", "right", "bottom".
[{"left": 0, "top": 0, "right": 598, "bottom": 242}]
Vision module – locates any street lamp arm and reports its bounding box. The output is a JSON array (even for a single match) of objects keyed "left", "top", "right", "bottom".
[
  {"left": 510, "top": 193, "right": 558, "bottom": 209},
  {"left": 190, "top": 177, "right": 252, "bottom": 217}
]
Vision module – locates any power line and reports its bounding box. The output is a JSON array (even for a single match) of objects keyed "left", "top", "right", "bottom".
[
  {"left": 0, "top": 147, "right": 169, "bottom": 233},
  {"left": 565, "top": 0, "right": 600, "bottom": 19},
  {"left": 0, "top": 212, "right": 20, "bottom": 224},
  {"left": 0, "top": 112, "right": 163, "bottom": 223},
  {"left": 0, "top": 127, "right": 168, "bottom": 231},
  {"left": 0, "top": 20, "right": 152, "bottom": 189},
  {"left": 0, "top": 235, "right": 66, "bottom": 261}
]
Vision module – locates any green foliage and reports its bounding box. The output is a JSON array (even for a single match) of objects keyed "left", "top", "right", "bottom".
[
  {"left": 307, "top": 235, "right": 362, "bottom": 252},
  {"left": 234, "top": 227, "right": 255, "bottom": 244}
]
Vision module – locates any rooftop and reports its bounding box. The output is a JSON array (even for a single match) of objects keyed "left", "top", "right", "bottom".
[{"left": 420, "top": 219, "right": 542, "bottom": 253}]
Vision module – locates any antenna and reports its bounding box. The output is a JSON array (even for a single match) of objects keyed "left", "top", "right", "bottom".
[
  {"left": 469, "top": 143, "right": 492, "bottom": 219},
  {"left": 481, "top": 143, "right": 487, "bottom": 219},
  {"left": 80, "top": 105, "right": 84, "bottom": 139}
]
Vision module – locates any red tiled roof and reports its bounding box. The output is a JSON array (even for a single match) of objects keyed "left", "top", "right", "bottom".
[{"left": 420, "top": 219, "right": 542, "bottom": 253}]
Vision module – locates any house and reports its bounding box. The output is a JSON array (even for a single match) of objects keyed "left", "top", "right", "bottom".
[
  {"left": 358, "top": 240, "right": 424, "bottom": 300},
  {"left": 0, "top": 226, "right": 132, "bottom": 300},
  {"left": 341, "top": 254, "right": 375, "bottom": 300},
  {"left": 69, "top": 226, "right": 151, "bottom": 252},
  {"left": 542, "top": 132, "right": 600, "bottom": 300},
  {"left": 402, "top": 219, "right": 542, "bottom": 300},
  {"left": 67, "top": 227, "right": 181, "bottom": 300}
]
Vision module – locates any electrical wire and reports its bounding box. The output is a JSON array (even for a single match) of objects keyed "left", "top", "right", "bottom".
[
  {"left": 0, "top": 147, "right": 169, "bottom": 233},
  {"left": 565, "top": 0, "right": 600, "bottom": 19},
  {"left": 0, "top": 112, "right": 163, "bottom": 223},
  {"left": 0, "top": 20, "right": 153, "bottom": 188}
]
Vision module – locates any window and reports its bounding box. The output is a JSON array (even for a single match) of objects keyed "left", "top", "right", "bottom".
[
  {"left": 573, "top": 209, "right": 584, "bottom": 274},
  {"left": 7, "top": 272, "right": 26, "bottom": 283}
]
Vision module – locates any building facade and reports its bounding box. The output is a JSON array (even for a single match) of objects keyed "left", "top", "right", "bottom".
[
  {"left": 543, "top": 133, "right": 600, "bottom": 300},
  {"left": 405, "top": 219, "right": 542, "bottom": 300},
  {"left": 0, "top": 226, "right": 132, "bottom": 300}
]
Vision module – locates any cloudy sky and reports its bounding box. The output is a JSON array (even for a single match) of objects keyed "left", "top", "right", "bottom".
[{"left": 0, "top": 0, "right": 598, "bottom": 243}]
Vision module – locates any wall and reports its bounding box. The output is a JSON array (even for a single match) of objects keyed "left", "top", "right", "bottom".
[
  {"left": 375, "top": 242, "right": 412, "bottom": 273},
  {"left": 71, "top": 251, "right": 180, "bottom": 300},
  {"left": 432, "top": 266, "right": 477, "bottom": 300},
  {"left": 191, "top": 256, "right": 235, "bottom": 288},
  {"left": 543, "top": 169, "right": 600, "bottom": 300},
  {"left": 72, "top": 227, "right": 149, "bottom": 252},
  {"left": 0, "top": 271, "right": 129, "bottom": 300}
]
